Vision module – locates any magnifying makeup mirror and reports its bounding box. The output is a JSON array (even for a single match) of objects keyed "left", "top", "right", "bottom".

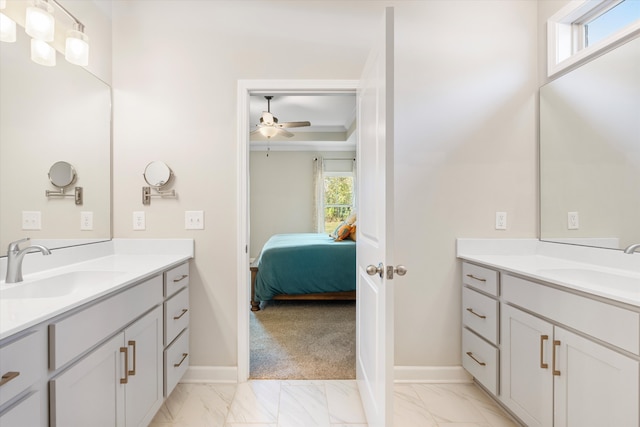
[
  {"left": 143, "top": 161, "right": 173, "bottom": 188},
  {"left": 49, "top": 161, "right": 77, "bottom": 188}
]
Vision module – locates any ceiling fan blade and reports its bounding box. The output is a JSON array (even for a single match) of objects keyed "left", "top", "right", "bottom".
[
  {"left": 278, "top": 121, "right": 311, "bottom": 128},
  {"left": 277, "top": 128, "right": 295, "bottom": 138}
]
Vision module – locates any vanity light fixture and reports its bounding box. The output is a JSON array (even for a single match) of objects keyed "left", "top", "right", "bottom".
[
  {"left": 65, "top": 24, "right": 89, "bottom": 66},
  {"left": 0, "top": 0, "right": 16, "bottom": 43},
  {"left": 31, "top": 37, "right": 56, "bottom": 66},
  {"left": 25, "top": 0, "right": 55, "bottom": 42}
]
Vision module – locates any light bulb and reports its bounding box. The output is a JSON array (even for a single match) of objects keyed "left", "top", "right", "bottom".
[
  {"left": 31, "top": 38, "right": 56, "bottom": 66},
  {"left": 26, "top": 0, "right": 54, "bottom": 41},
  {"left": 65, "top": 29, "right": 89, "bottom": 66},
  {"left": 0, "top": 12, "right": 16, "bottom": 43}
]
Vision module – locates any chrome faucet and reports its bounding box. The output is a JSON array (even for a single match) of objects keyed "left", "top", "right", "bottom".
[
  {"left": 5, "top": 238, "right": 51, "bottom": 283},
  {"left": 623, "top": 243, "right": 640, "bottom": 254}
]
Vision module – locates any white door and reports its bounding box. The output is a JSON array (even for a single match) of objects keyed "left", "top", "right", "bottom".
[{"left": 356, "top": 7, "right": 396, "bottom": 427}]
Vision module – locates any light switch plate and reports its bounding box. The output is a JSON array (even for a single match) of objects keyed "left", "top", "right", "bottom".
[
  {"left": 185, "top": 211, "right": 204, "bottom": 230},
  {"left": 22, "top": 211, "right": 41, "bottom": 230},
  {"left": 133, "top": 211, "right": 146, "bottom": 230},
  {"left": 80, "top": 211, "right": 93, "bottom": 230}
]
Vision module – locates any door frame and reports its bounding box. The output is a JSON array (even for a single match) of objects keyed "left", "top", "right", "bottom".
[{"left": 236, "top": 79, "right": 359, "bottom": 381}]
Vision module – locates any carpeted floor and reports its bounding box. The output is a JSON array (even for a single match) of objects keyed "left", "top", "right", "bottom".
[{"left": 249, "top": 300, "right": 356, "bottom": 379}]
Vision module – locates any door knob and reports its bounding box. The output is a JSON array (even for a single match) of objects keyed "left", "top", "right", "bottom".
[
  {"left": 393, "top": 265, "right": 407, "bottom": 276},
  {"left": 366, "top": 263, "right": 384, "bottom": 278}
]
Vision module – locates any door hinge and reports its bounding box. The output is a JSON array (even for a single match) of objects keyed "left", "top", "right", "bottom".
[{"left": 245, "top": 245, "right": 248, "bottom": 254}]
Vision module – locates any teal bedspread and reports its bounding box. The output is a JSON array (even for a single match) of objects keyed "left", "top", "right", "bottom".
[{"left": 254, "top": 233, "right": 356, "bottom": 301}]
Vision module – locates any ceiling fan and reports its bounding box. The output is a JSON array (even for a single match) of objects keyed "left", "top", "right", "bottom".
[{"left": 251, "top": 96, "right": 311, "bottom": 138}]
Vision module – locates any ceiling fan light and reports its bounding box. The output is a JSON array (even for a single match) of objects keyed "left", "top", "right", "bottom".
[
  {"left": 26, "top": 0, "right": 55, "bottom": 41},
  {"left": 0, "top": 12, "right": 16, "bottom": 43},
  {"left": 260, "top": 127, "right": 279, "bottom": 138},
  {"left": 65, "top": 29, "right": 89, "bottom": 66},
  {"left": 31, "top": 38, "right": 56, "bottom": 66}
]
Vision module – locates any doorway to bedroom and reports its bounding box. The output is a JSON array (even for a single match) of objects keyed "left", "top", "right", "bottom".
[{"left": 244, "top": 88, "right": 358, "bottom": 380}]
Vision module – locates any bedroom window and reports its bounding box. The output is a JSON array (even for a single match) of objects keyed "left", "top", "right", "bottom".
[
  {"left": 314, "top": 157, "right": 356, "bottom": 233},
  {"left": 547, "top": 0, "right": 640, "bottom": 76},
  {"left": 323, "top": 175, "right": 354, "bottom": 232}
]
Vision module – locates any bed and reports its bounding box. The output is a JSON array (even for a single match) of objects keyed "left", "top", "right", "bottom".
[{"left": 250, "top": 233, "right": 356, "bottom": 311}]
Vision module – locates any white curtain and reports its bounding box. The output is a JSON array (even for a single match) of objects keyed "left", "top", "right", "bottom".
[
  {"left": 313, "top": 157, "right": 324, "bottom": 233},
  {"left": 352, "top": 158, "right": 357, "bottom": 213}
]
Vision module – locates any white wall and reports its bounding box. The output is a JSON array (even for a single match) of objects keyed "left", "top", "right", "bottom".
[
  {"left": 112, "top": 1, "right": 539, "bottom": 373},
  {"left": 250, "top": 151, "right": 355, "bottom": 259}
]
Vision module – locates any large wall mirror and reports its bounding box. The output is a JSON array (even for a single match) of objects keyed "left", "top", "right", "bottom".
[
  {"left": 540, "top": 36, "right": 640, "bottom": 250},
  {"left": 0, "top": 29, "right": 111, "bottom": 254}
]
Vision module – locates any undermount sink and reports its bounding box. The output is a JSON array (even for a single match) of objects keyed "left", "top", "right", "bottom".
[
  {"left": 0, "top": 271, "right": 127, "bottom": 299},
  {"left": 538, "top": 268, "right": 640, "bottom": 294}
]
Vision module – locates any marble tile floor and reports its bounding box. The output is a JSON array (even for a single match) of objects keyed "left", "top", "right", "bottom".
[{"left": 150, "top": 380, "right": 521, "bottom": 427}]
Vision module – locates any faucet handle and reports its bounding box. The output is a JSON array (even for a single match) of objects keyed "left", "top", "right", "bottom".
[{"left": 8, "top": 237, "right": 30, "bottom": 253}]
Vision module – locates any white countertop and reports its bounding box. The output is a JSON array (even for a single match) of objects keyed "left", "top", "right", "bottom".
[
  {"left": 0, "top": 239, "right": 193, "bottom": 340},
  {"left": 457, "top": 239, "right": 640, "bottom": 308}
]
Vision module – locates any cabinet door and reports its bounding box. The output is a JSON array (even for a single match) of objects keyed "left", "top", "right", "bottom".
[
  {"left": 500, "top": 304, "right": 553, "bottom": 427},
  {"left": 124, "top": 306, "right": 163, "bottom": 427},
  {"left": 50, "top": 333, "right": 125, "bottom": 427},
  {"left": 554, "top": 327, "right": 639, "bottom": 427}
]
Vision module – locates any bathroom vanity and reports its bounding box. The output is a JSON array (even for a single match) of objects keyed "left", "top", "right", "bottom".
[
  {"left": 0, "top": 239, "right": 193, "bottom": 427},
  {"left": 458, "top": 239, "right": 640, "bottom": 427}
]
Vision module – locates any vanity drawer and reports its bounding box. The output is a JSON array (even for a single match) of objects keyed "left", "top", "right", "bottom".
[
  {"left": 164, "top": 328, "right": 189, "bottom": 397},
  {"left": 164, "top": 262, "right": 189, "bottom": 298},
  {"left": 462, "top": 327, "right": 498, "bottom": 395},
  {"left": 502, "top": 274, "right": 640, "bottom": 355},
  {"left": 164, "top": 287, "right": 189, "bottom": 346},
  {"left": 462, "top": 287, "right": 499, "bottom": 345},
  {"left": 0, "top": 391, "right": 41, "bottom": 426},
  {"left": 0, "top": 330, "right": 45, "bottom": 407},
  {"left": 462, "top": 262, "right": 499, "bottom": 296},
  {"left": 49, "top": 275, "right": 163, "bottom": 370}
]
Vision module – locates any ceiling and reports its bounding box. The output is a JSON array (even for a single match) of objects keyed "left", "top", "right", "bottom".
[{"left": 249, "top": 94, "right": 356, "bottom": 151}]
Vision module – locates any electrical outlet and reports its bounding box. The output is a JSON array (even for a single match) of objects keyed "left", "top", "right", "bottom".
[
  {"left": 133, "top": 211, "right": 146, "bottom": 230},
  {"left": 495, "top": 212, "right": 507, "bottom": 230},
  {"left": 185, "top": 211, "right": 204, "bottom": 230},
  {"left": 80, "top": 211, "right": 93, "bottom": 230},
  {"left": 568, "top": 211, "right": 579, "bottom": 230},
  {"left": 22, "top": 211, "right": 41, "bottom": 230}
]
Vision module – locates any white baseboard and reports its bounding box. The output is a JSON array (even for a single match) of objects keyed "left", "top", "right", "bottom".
[
  {"left": 394, "top": 366, "right": 472, "bottom": 383},
  {"left": 182, "top": 366, "right": 238, "bottom": 383},
  {"left": 180, "top": 365, "right": 471, "bottom": 384}
]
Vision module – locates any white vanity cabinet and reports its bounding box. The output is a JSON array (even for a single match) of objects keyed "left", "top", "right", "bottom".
[
  {"left": 0, "top": 329, "right": 47, "bottom": 426},
  {"left": 461, "top": 261, "right": 640, "bottom": 427},
  {"left": 49, "top": 274, "right": 165, "bottom": 427},
  {"left": 162, "top": 262, "right": 190, "bottom": 397}
]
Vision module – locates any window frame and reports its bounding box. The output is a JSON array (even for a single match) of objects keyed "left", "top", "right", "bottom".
[
  {"left": 547, "top": 0, "right": 640, "bottom": 77},
  {"left": 321, "top": 171, "right": 355, "bottom": 233}
]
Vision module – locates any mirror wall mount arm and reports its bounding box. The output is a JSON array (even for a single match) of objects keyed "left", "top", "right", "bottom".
[
  {"left": 142, "top": 187, "right": 177, "bottom": 205},
  {"left": 46, "top": 186, "right": 83, "bottom": 205}
]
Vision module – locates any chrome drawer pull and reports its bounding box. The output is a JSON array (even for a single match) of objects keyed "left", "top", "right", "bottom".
[
  {"left": 173, "top": 308, "right": 188, "bottom": 320},
  {"left": 173, "top": 274, "right": 188, "bottom": 283},
  {"left": 466, "top": 351, "right": 486, "bottom": 366},
  {"left": 466, "top": 274, "right": 486, "bottom": 282},
  {"left": 174, "top": 353, "right": 188, "bottom": 367},
  {"left": 466, "top": 308, "right": 487, "bottom": 319},
  {"left": 0, "top": 371, "right": 20, "bottom": 386},
  {"left": 540, "top": 335, "right": 549, "bottom": 369}
]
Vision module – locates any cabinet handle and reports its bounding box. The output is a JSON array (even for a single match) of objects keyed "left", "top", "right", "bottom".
[
  {"left": 540, "top": 335, "right": 549, "bottom": 369},
  {"left": 465, "top": 308, "right": 486, "bottom": 319},
  {"left": 466, "top": 351, "right": 486, "bottom": 366},
  {"left": 174, "top": 353, "right": 189, "bottom": 367},
  {"left": 173, "top": 274, "right": 188, "bottom": 283},
  {"left": 466, "top": 274, "right": 486, "bottom": 282},
  {"left": 128, "top": 340, "right": 136, "bottom": 376},
  {"left": 120, "top": 347, "right": 129, "bottom": 384},
  {"left": 552, "top": 340, "right": 561, "bottom": 376},
  {"left": 0, "top": 371, "right": 20, "bottom": 386},
  {"left": 173, "top": 308, "right": 188, "bottom": 320}
]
